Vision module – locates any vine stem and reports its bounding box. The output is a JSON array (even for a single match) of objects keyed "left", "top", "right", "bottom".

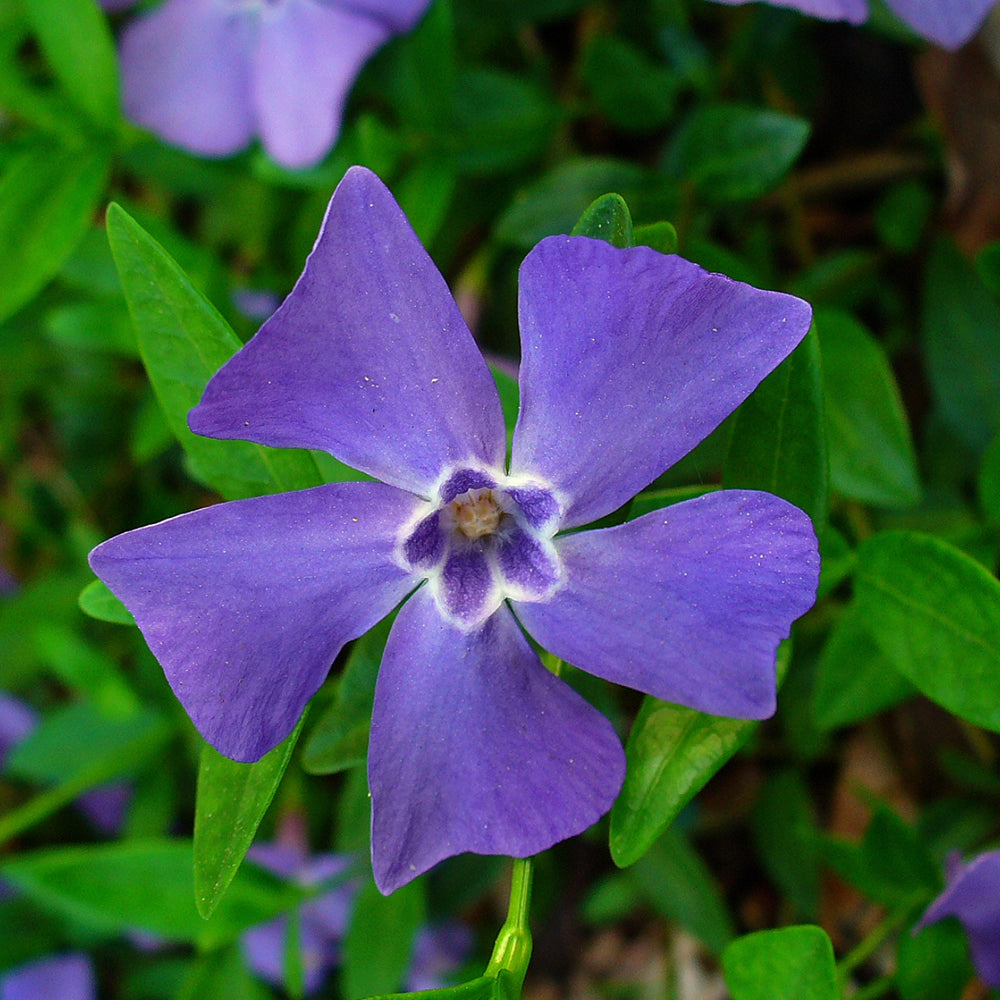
[
  {"left": 837, "top": 904, "right": 914, "bottom": 985},
  {"left": 484, "top": 857, "right": 535, "bottom": 993}
]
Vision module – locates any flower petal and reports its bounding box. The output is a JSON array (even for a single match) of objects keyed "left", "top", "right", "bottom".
[
  {"left": 369, "top": 588, "right": 625, "bottom": 894},
  {"left": 919, "top": 850, "right": 1000, "bottom": 987},
  {"left": 119, "top": 0, "right": 255, "bottom": 158},
  {"left": 339, "top": 0, "right": 433, "bottom": 32},
  {"left": 89, "top": 481, "right": 419, "bottom": 762},
  {"left": 513, "top": 491, "right": 819, "bottom": 719},
  {"left": 510, "top": 237, "right": 813, "bottom": 528},
  {"left": 885, "top": 0, "right": 993, "bottom": 48},
  {"left": 189, "top": 167, "right": 506, "bottom": 496},
  {"left": 252, "top": 1, "right": 390, "bottom": 169},
  {"left": 0, "top": 693, "right": 36, "bottom": 766},
  {"left": 1, "top": 954, "right": 96, "bottom": 1000},
  {"left": 706, "top": 0, "right": 868, "bottom": 23}
]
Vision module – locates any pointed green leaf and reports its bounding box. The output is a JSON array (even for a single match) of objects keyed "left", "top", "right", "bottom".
[
  {"left": 922, "top": 238, "right": 1000, "bottom": 453},
  {"left": 723, "top": 926, "right": 837, "bottom": 1000},
  {"left": 812, "top": 603, "right": 915, "bottom": 731},
  {"left": 855, "top": 532, "right": 1000, "bottom": 732},
  {"left": 106, "top": 203, "right": 330, "bottom": 499},
  {"left": 610, "top": 647, "right": 790, "bottom": 868},
  {"left": 665, "top": 104, "right": 810, "bottom": 203},
  {"left": 570, "top": 193, "right": 633, "bottom": 247},
  {"left": 343, "top": 877, "right": 426, "bottom": 1000},
  {"left": 724, "top": 325, "right": 828, "bottom": 528},
  {"left": 0, "top": 142, "right": 110, "bottom": 324},
  {"left": 632, "top": 221, "right": 678, "bottom": 255},
  {"left": 22, "top": 0, "right": 120, "bottom": 128},
  {"left": 79, "top": 578, "right": 136, "bottom": 626},
  {"left": 194, "top": 714, "right": 306, "bottom": 919},
  {"left": 0, "top": 839, "right": 304, "bottom": 948},
  {"left": 818, "top": 308, "right": 920, "bottom": 507}
]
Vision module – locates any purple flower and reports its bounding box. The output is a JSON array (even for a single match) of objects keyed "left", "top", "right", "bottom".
[
  {"left": 241, "top": 825, "right": 358, "bottom": 993},
  {"left": 0, "top": 953, "right": 96, "bottom": 1000},
  {"left": 918, "top": 850, "right": 1000, "bottom": 987},
  {"left": 115, "top": 0, "right": 432, "bottom": 169},
  {"left": 706, "top": 0, "right": 994, "bottom": 49},
  {"left": 89, "top": 166, "right": 820, "bottom": 893}
]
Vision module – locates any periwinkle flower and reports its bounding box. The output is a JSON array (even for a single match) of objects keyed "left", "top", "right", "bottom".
[
  {"left": 90, "top": 166, "right": 820, "bottom": 893},
  {"left": 706, "top": 0, "right": 995, "bottom": 49},
  {"left": 114, "top": 0, "right": 432, "bottom": 169},
  {"left": 0, "top": 953, "right": 96, "bottom": 1000},
  {"left": 918, "top": 849, "right": 1000, "bottom": 987}
]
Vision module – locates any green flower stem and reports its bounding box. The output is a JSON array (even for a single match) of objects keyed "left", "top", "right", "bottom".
[
  {"left": 846, "top": 973, "right": 896, "bottom": 1000},
  {"left": 484, "top": 857, "right": 534, "bottom": 996},
  {"left": 837, "top": 904, "right": 914, "bottom": 984}
]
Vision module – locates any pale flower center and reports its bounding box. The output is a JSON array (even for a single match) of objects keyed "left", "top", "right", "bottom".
[{"left": 450, "top": 488, "right": 503, "bottom": 540}]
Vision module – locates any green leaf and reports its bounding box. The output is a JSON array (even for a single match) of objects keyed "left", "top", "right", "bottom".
[
  {"left": 194, "top": 715, "right": 306, "bottom": 919},
  {"left": 570, "top": 193, "right": 633, "bottom": 247},
  {"left": 21, "top": 0, "right": 120, "bottom": 128},
  {"left": 976, "top": 240, "right": 1000, "bottom": 298},
  {"left": 874, "top": 180, "right": 934, "bottom": 254},
  {"left": 302, "top": 617, "right": 391, "bottom": 775},
  {"left": 610, "top": 646, "right": 790, "bottom": 867},
  {"left": 630, "top": 826, "right": 735, "bottom": 955},
  {"left": 44, "top": 299, "right": 137, "bottom": 355},
  {"left": 359, "top": 977, "right": 500, "bottom": 1000},
  {"left": 79, "top": 578, "right": 136, "bottom": 625},
  {"left": 977, "top": 433, "right": 1000, "bottom": 524},
  {"left": 854, "top": 531, "right": 1000, "bottom": 732},
  {"left": 581, "top": 36, "right": 677, "bottom": 132},
  {"left": 813, "top": 805, "right": 939, "bottom": 907},
  {"left": 0, "top": 142, "right": 110, "bottom": 324},
  {"left": 812, "top": 604, "right": 915, "bottom": 730},
  {"left": 817, "top": 308, "right": 920, "bottom": 508},
  {"left": 449, "top": 69, "right": 559, "bottom": 175},
  {"left": 175, "top": 945, "right": 271, "bottom": 1000},
  {"left": 632, "top": 221, "right": 678, "bottom": 255},
  {"left": 896, "top": 920, "right": 972, "bottom": 1000},
  {"left": 722, "top": 926, "right": 837, "bottom": 1000},
  {"left": 922, "top": 238, "right": 1000, "bottom": 453},
  {"left": 106, "top": 202, "right": 330, "bottom": 500},
  {"left": 0, "top": 705, "right": 170, "bottom": 844},
  {"left": 0, "top": 839, "right": 304, "bottom": 948},
  {"left": 723, "top": 326, "right": 828, "bottom": 528},
  {"left": 751, "top": 771, "right": 820, "bottom": 918},
  {"left": 665, "top": 104, "right": 810, "bottom": 203},
  {"left": 342, "top": 877, "right": 426, "bottom": 999},
  {"left": 496, "top": 159, "right": 648, "bottom": 248}
]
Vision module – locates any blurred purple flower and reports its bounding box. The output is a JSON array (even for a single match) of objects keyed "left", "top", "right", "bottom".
[
  {"left": 115, "top": 0, "right": 432, "bottom": 169},
  {"left": 0, "top": 692, "right": 130, "bottom": 834},
  {"left": 242, "top": 835, "right": 358, "bottom": 993},
  {"left": 707, "top": 0, "right": 994, "bottom": 49},
  {"left": 407, "top": 922, "right": 474, "bottom": 991},
  {"left": 90, "top": 165, "right": 820, "bottom": 893},
  {"left": 0, "top": 953, "right": 96, "bottom": 1000},
  {"left": 918, "top": 849, "right": 1000, "bottom": 987}
]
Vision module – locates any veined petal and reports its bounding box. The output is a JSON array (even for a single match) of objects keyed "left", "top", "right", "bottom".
[
  {"left": 513, "top": 491, "right": 819, "bottom": 719},
  {"left": 511, "top": 237, "right": 812, "bottom": 528},
  {"left": 119, "top": 0, "right": 255, "bottom": 158},
  {"left": 706, "top": 0, "right": 868, "bottom": 23},
  {"left": 189, "top": 167, "right": 506, "bottom": 496},
  {"left": 89, "top": 481, "right": 420, "bottom": 762},
  {"left": 885, "top": 0, "right": 993, "bottom": 48},
  {"left": 369, "top": 588, "right": 625, "bottom": 894},
  {"left": 253, "top": 1, "right": 389, "bottom": 170},
  {"left": 336, "top": 0, "right": 433, "bottom": 32}
]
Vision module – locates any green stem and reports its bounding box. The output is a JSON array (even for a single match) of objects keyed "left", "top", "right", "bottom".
[
  {"left": 846, "top": 974, "right": 896, "bottom": 1000},
  {"left": 837, "top": 905, "right": 913, "bottom": 984},
  {"left": 484, "top": 857, "right": 534, "bottom": 994}
]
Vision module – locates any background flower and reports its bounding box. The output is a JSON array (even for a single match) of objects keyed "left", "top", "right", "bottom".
[
  {"left": 0, "top": 953, "right": 96, "bottom": 1000},
  {"left": 115, "top": 0, "right": 433, "bottom": 168},
  {"left": 706, "top": 0, "right": 995, "bottom": 48}
]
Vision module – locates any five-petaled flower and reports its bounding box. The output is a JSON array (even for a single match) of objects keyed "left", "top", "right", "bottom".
[
  {"left": 113, "top": 0, "right": 432, "bottom": 169},
  {"left": 90, "top": 166, "right": 820, "bottom": 894},
  {"left": 918, "top": 849, "right": 1000, "bottom": 988},
  {"left": 705, "top": 0, "right": 994, "bottom": 49}
]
